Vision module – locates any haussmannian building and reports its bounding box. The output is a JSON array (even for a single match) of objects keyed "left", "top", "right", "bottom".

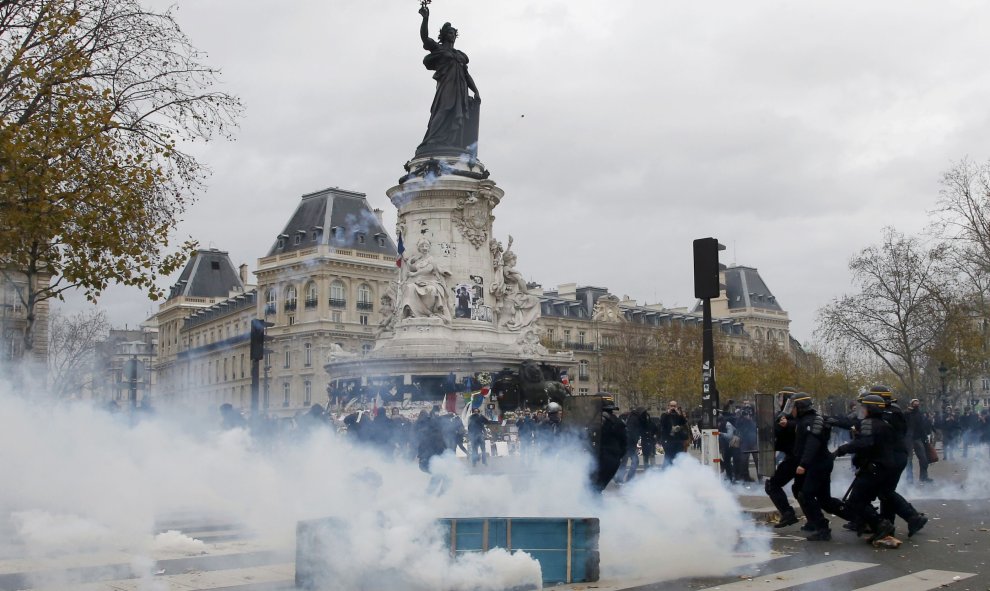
[
  {"left": 151, "top": 187, "right": 398, "bottom": 416},
  {"left": 537, "top": 265, "right": 798, "bottom": 395},
  {"left": 0, "top": 265, "right": 50, "bottom": 366}
]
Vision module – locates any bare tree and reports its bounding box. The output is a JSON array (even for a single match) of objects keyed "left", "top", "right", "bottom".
[
  {"left": 937, "top": 160, "right": 990, "bottom": 272},
  {"left": 0, "top": 0, "right": 241, "bottom": 354},
  {"left": 47, "top": 307, "right": 108, "bottom": 398},
  {"left": 817, "top": 228, "right": 952, "bottom": 397}
]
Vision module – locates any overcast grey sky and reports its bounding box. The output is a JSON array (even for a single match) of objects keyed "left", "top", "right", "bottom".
[{"left": 59, "top": 0, "right": 990, "bottom": 343}]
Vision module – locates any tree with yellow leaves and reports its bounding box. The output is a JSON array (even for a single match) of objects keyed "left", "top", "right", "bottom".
[{"left": 0, "top": 0, "right": 241, "bottom": 355}]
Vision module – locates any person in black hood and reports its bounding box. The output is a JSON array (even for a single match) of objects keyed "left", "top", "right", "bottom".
[
  {"left": 659, "top": 400, "right": 689, "bottom": 467},
  {"left": 592, "top": 398, "right": 627, "bottom": 492},
  {"left": 904, "top": 398, "right": 933, "bottom": 483},
  {"left": 467, "top": 408, "right": 492, "bottom": 466}
]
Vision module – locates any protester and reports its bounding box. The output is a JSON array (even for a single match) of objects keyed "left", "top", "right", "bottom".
[{"left": 659, "top": 400, "right": 689, "bottom": 467}]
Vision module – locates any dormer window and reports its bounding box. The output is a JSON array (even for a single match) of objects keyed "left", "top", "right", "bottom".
[
  {"left": 357, "top": 234, "right": 366, "bottom": 245},
  {"left": 293, "top": 234, "right": 301, "bottom": 245},
  {"left": 277, "top": 238, "right": 285, "bottom": 249}
]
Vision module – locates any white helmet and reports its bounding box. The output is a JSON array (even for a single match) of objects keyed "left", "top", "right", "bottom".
[{"left": 546, "top": 402, "right": 562, "bottom": 414}]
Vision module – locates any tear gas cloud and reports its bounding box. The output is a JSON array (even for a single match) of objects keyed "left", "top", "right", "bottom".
[{"left": 1, "top": 375, "right": 770, "bottom": 590}]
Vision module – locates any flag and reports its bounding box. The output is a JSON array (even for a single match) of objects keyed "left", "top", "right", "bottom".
[
  {"left": 396, "top": 232, "right": 404, "bottom": 267},
  {"left": 561, "top": 372, "right": 570, "bottom": 387},
  {"left": 471, "top": 390, "right": 485, "bottom": 409},
  {"left": 371, "top": 394, "right": 379, "bottom": 415}
]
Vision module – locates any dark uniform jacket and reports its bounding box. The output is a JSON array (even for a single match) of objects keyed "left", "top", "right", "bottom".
[
  {"left": 793, "top": 410, "right": 831, "bottom": 468},
  {"left": 836, "top": 415, "right": 896, "bottom": 470},
  {"left": 659, "top": 411, "right": 688, "bottom": 444},
  {"left": 882, "top": 403, "right": 909, "bottom": 456},
  {"left": 600, "top": 411, "right": 628, "bottom": 459},
  {"left": 774, "top": 412, "right": 797, "bottom": 455}
]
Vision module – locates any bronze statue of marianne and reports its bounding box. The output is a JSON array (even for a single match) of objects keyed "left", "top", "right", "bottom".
[{"left": 416, "top": 5, "right": 481, "bottom": 157}]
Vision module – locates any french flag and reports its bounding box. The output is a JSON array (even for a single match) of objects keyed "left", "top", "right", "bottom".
[
  {"left": 561, "top": 372, "right": 570, "bottom": 387},
  {"left": 396, "top": 232, "right": 404, "bottom": 267}
]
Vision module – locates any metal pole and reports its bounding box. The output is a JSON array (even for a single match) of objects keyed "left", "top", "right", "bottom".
[
  {"left": 251, "top": 358, "right": 260, "bottom": 417},
  {"left": 701, "top": 297, "right": 718, "bottom": 429},
  {"left": 128, "top": 355, "right": 138, "bottom": 409}
]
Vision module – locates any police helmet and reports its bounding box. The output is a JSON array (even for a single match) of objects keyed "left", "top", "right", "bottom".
[
  {"left": 777, "top": 386, "right": 798, "bottom": 408},
  {"left": 789, "top": 392, "right": 814, "bottom": 413},
  {"left": 859, "top": 394, "right": 886, "bottom": 416},
  {"left": 868, "top": 385, "right": 895, "bottom": 402},
  {"left": 546, "top": 402, "right": 563, "bottom": 414}
]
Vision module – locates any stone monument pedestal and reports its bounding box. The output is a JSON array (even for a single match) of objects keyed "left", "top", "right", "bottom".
[{"left": 325, "top": 154, "right": 571, "bottom": 410}]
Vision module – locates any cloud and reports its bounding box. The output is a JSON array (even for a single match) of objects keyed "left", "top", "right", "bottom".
[{"left": 59, "top": 0, "right": 990, "bottom": 343}]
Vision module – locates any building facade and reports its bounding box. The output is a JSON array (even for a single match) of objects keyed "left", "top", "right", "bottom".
[
  {"left": 151, "top": 188, "right": 398, "bottom": 416},
  {"left": 1, "top": 266, "right": 50, "bottom": 366}
]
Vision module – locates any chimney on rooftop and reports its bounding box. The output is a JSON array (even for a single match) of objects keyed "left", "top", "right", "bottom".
[
  {"left": 239, "top": 264, "right": 248, "bottom": 286},
  {"left": 373, "top": 208, "right": 384, "bottom": 224}
]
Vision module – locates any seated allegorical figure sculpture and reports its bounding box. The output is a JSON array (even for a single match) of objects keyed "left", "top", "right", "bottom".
[
  {"left": 491, "top": 247, "right": 540, "bottom": 332},
  {"left": 399, "top": 238, "right": 453, "bottom": 323}
]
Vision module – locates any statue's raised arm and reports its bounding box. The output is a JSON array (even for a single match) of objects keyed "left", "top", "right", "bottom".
[
  {"left": 418, "top": 5, "right": 434, "bottom": 49},
  {"left": 414, "top": 3, "right": 481, "bottom": 157}
]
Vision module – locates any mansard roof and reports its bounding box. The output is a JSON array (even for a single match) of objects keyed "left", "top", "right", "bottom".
[
  {"left": 723, "top": 265, "right": 783, "bottom": 311},
  {"left": 167, "top": 249, "right": 244, "bottom": 301},
  {"left": 267, "top": 187, "right": 397, "bottom": 257}
]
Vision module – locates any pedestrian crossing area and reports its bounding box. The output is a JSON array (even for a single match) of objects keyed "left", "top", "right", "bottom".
[
  {"left": 0, "top": 518, "right": 977, "bottom": 591},
  {"left": 569, "top": 561, "right": 976, "bottom": 591}
]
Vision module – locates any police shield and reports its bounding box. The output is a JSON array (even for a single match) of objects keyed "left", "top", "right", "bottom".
[{"left": 753, "top": 392, "right": 777, "bottom": 479}]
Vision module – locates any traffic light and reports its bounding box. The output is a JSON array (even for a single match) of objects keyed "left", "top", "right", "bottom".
[
  {"left": 250, "top": 318, "right": 274, "bottom": 361},
  {"left": 693, "top": 237, "right": 725, "bottom": 299}
]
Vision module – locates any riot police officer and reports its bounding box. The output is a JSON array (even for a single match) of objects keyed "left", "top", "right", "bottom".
[
  {"left": 790, "top": 393, "right": 845, "bottom": 541},
  {"left": 834, "top": 395, "right": 897, "bottom": 545},
  {"left": 764, "top": 387, "right": 804, "bottom": 529},
  {"left": 870, "top": 385, "right": 928, "bottom": 537}
]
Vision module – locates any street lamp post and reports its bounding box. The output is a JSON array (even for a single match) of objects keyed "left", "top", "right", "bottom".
[{"left": 938, "top": 361, "right": 948, "bottom": 411}]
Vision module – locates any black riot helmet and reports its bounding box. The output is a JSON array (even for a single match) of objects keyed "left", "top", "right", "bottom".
[
  {"left": 859, "top": 394, "right": 886, "bottom": 417},
  {"left": 777, "top": 386, "right": 798, "bottom": 409},
  {"left": 789, "top": 392, "right": 814, "bottom": 414},
  {"left": 868, "top": 385, "right": 895, "bottom": 404}
]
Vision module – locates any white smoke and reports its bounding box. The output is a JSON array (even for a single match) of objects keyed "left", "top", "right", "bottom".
[{"left": 0, "top": 380, "right": 769, "bottom": 590}]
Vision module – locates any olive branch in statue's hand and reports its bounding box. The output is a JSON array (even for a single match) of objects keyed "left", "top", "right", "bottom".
[{"left": 419, "top": 0, "right": 431, "bottom": 15}]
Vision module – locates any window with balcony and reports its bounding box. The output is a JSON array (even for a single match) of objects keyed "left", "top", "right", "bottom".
[
  {"left": 357, "top": 284, "right": 373, "bottom": 311},
  {"left": 265, "top": 288, "right": 276, "bottom": 315},
  {"left": 329, "top": 280, "right": 347, "bottom": 307},
  {"left": 305, "top": 281, "right": 318, "bottom": 309},
  {"left": 285, "top": 285, "right": 297, "bottom": 311},
  {"left": 578, "top": 360, "right": 590, "bottom": 380}
]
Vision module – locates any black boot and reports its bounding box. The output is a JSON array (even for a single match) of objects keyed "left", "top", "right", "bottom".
[
  {"left": 868, "top": 519, "right": 895, "bottom": 544},
  {"left": 908, "top": 513, "right": 928, "bottom": 537},
  {"left": 806, "top": 526, "right": 832, "bottom": 542},
  {"left": 774, "top": 511, "right": 799, "bottom": 529}
]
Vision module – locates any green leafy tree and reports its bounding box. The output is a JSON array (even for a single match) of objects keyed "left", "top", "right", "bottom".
[{"left": 0, "top": 0, "right": 241, "bottom": 354}]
